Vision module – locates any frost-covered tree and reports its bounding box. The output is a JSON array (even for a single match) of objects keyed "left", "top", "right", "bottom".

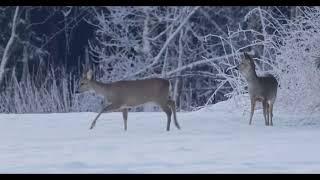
[
  {"left": 0, "top": 6, "right": 92, "bottom": 113},
  {"left": 0, "top": 6, "right": 21, "bottom": 87}
]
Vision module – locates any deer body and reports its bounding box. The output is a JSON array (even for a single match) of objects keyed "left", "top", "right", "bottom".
[
  {"left": 88, "top": 79, "right": 170, "bottom": 107},
  {"left": 237, "top": 53, "right": 278, "bottom": 126},
  {"left": 77, "top": 70, "right": 180, "bottom": 131}
]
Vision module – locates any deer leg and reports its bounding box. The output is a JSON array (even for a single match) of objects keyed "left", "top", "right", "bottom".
[
  {"left": 122, "top": 108, "right": 128, "bottom": 131},
  {"left": 90, "top": 103, "right": 120, "bottom": 130},
  {"left": 262, "top": 100, "right": 268, "bottom": 126},
  {"left": 269, "top": 102, "right": 274, "bottom": 126},
  {"left": 167, "top": 99, "right": 180, "bottom": 130},
  {"left": 249, "top": 98, "right": 256, "bottom": 125},
  {"left": 266, "top": 103, "right": 270, "bottom": 126},
  {"left": 160, "top": 104, "right": 172, "bottom": 131}
]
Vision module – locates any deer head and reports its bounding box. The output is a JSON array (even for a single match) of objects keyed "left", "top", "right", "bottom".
[{"left": 76, "top": 69, "right": 93, "bottom": 93}]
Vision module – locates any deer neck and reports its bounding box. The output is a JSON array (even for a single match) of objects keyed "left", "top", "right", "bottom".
[
  {"left": 244, "top": 69, "right": 259, "bottom": 85},
  {"left": 89, "top": 80, "right": 110, "bottom": 96}
]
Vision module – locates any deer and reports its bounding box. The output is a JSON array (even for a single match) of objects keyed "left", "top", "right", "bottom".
[
  {"left": 75, "top": 69, "right": 181, "bottom": 131},
  {"left": 236, "top": 52, "right": 278, "bottom": 126}
]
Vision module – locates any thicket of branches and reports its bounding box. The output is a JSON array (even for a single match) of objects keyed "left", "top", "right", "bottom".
[
  {"left": 0, "top": 6, "right": 319, "bottom": 113},
  {"left": 88, "top": 6, "right": 253, "bottom": 111}
]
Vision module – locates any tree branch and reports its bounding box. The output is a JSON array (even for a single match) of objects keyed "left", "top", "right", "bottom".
[{"left": 167, "top": 53, "right": 238, "bottom": 76}]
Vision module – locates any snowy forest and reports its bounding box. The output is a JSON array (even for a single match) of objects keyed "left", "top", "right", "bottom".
[
  {"left": 0, "top": 6, "right": 319, "bottom": 113},
  {"left": 4, "top": 6, "right": 320, "bottom": 173}
]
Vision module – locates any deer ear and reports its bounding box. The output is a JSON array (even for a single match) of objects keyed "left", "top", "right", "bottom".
[
  {"left": 86, "top": 69, "right": 93, "bottom": 80},
  {"left": 244, "top": 52, "right": 250, "bottom": 60},
  {"left": 82, "top": 65, "right": 87, "bottom": 78}
]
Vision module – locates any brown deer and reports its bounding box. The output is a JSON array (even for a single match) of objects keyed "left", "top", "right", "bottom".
[{"left": 76, "top": 70, "right": 181, "bottom": 131}]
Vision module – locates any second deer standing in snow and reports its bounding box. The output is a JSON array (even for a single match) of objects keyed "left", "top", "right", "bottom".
[{"left": 236, "top": 52, "right": 278, "bottom": 126}]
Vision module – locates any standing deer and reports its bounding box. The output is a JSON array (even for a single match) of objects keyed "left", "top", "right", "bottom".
[
  {"left": 75, "top": 69, "right": 181, "bottom": 131},
  {"left": 236, "top": 52, "right": 278, "bottom": 126}
]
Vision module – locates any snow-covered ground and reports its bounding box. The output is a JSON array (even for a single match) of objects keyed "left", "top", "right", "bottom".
[{"left": 1, "top": 98, "right": 320, "bottom": 173}]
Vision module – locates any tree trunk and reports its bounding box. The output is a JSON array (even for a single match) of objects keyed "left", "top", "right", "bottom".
[
  {"left": 173, "top": 30, "right": 184, "bottom": 109},
  {"left": 0, "top": 6, "right": 20, "bottom": 87}
]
